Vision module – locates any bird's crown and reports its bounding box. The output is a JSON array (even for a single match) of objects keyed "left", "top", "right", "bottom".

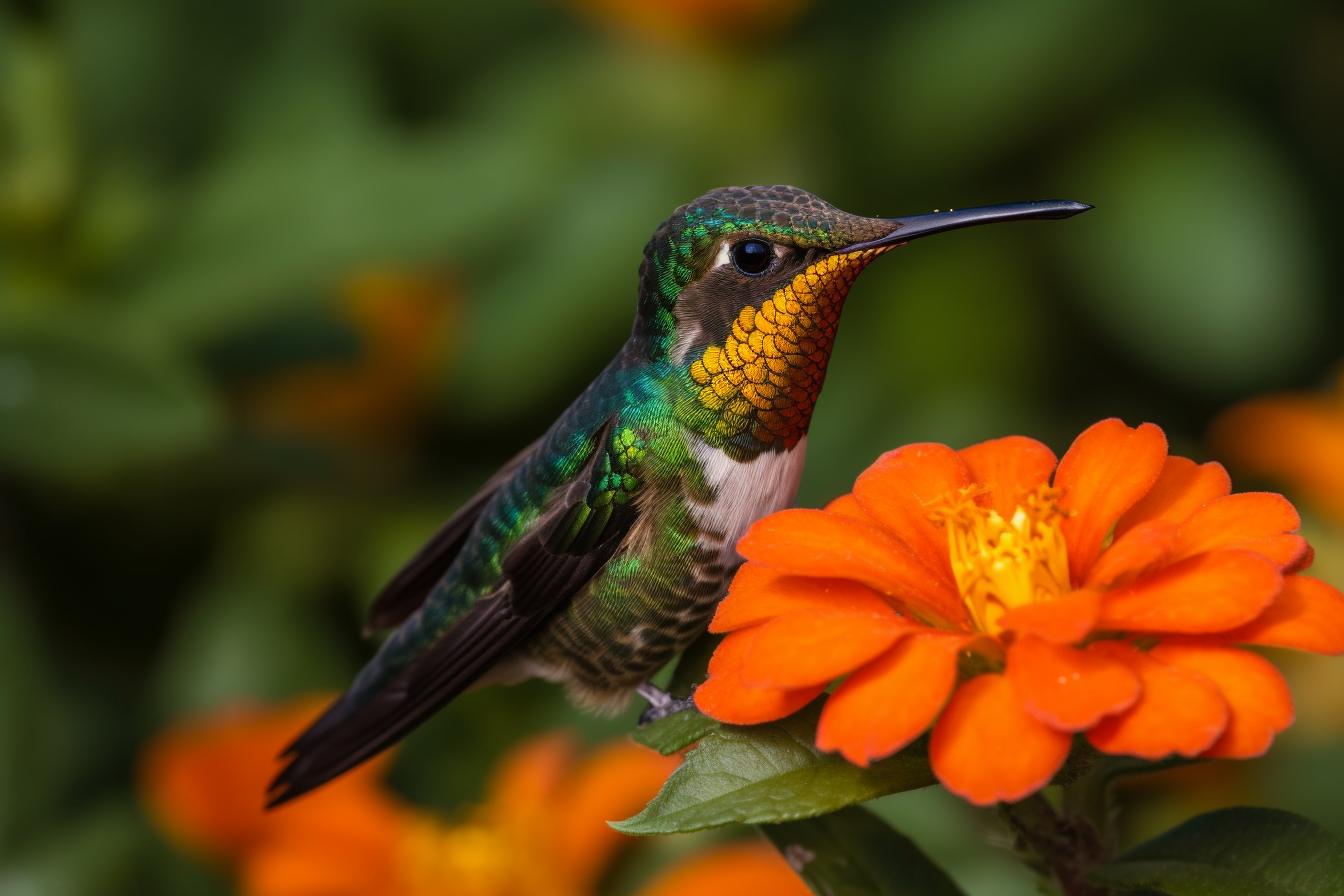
[{"left": 635, "top": 185, "right": 898, "bottom": 357}]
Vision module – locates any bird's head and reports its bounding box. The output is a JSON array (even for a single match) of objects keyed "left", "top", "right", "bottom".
[{"left": 633, "top": 185, "right": 1088, "bottom": 453}]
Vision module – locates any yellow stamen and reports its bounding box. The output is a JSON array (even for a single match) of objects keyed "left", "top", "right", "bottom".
[
  {"left": 928, "top": 484, "right": 1071, "bottom": 635},
  {"left": 398, "top": 815, "right": 572, "bottom": 896}
]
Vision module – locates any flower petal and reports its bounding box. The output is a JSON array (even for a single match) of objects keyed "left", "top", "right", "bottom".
[
  {"left": 852, "top": 443, "right": 971, "bottom": 586},
  {"left": 1006, "top": 635, "right": 1141, "bottom": 731},
  {"left": 958, "top": 435, "right": 1058, "bottom": 520},
  {"left": 1114, "top": 456, "right": 1231, "bottom": 537},
  {"left": 635, "top": 842, "right": 813, "bottom": 896},
  {"left": 1174, "top": 492, "right": 1308, "bottom": 570},
  {"left": 998, "top": 590, "right": 1101, "bottom": 644},
  {"left": 551, "top": 741, "right": 682, "bottom": 888},
  {"left": 711, "top": 564, "right": 897, "bottom": 633},
  {"left": 816, "top": 631, "right": 969, "bottom": 766},
  {"left": 1097, "top": 551, "right": 1281, "bottom": 634},
  {"left": 138, "top": 697, "right": 392, "bottom": 863},
  {"left": 929, "top": 674, "right": 1072, "bottom": 806},
  {"left": 1220, "top": 575, "right": 1344, "bottom": 654},
  {"left": 1151, "top": 643, "right": 1294, "bottom": 758},
  {"left": 695, "top": 627, "right": 826, "bottom": 725},
  {"left": 823, "top": 493, "right": 873, "bottom": 521},
  {"left": 741, "top": 607, "right": 915, "bottom": 689},
  {"left": 1209, "top": 393, "right": 1344, "bottom": 525},
  {"left": 485, "top": 731, "right": 573, "bottom": 815},
  {"left": 1287, "top": 544, "right": 1317, "bottom": 575},
  {"left": 243, "top": 817, "right": 404, "bottom": 896},
  {"left": 738, "top": 509, "right": 966, "bottom": 628},
  {"left": 1084, "top": 520, "right": 1177, "bottom": 590},
  {"left": 1085, "top": 642, "right": 1228, "bottom": 759},
  {"left": 1055, "top": 419, "right": 1167, "bottom": 586},
  {"left": 480, "top": 735, "right": 681, "bottom": 889}
]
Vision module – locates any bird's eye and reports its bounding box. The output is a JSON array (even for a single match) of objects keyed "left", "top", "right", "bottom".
[{"left": 730, "top": 239, "right": 773, "bottom": 276}]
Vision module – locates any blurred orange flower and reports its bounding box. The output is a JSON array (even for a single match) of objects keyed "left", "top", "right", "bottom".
[
  {"left": 240, "top": 269, "right": 458, "bottom": 449},
  {"left": 1209, "top": 365, "right": 1344, "bottom": 525},
  {"left": 564, "top": 0, "right": 812, "bottom": 45},
  {"left": 695, "top": 419, "right": 1344, "bottom": 805},
  {"left": 140, "top": 697, "right": 806, "bottom": 896}
]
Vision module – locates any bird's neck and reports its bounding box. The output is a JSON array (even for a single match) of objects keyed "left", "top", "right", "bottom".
[{"left": 669, "top": 279, "right": 859, "bottom": 459}]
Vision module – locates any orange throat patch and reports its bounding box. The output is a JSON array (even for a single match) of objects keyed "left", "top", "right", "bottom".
[{"left": 688, "top": 248, "right": 888, "bottom": 447}]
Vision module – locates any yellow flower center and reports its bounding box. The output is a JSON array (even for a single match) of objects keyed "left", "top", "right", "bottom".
[
  {"left": 398, "top": 815, "right": 576, "bottom": 896},
  {"left": 928, "top": 484, "right": 1071, "bottom": 635}
]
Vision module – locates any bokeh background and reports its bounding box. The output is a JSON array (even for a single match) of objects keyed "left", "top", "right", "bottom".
[{"left": 2, "top": 0, "right": 1342, "bottom": 893}]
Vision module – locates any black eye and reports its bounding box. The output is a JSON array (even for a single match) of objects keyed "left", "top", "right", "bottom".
[{"left": 731, "top": 239, "right": 773, "bottom": 276}]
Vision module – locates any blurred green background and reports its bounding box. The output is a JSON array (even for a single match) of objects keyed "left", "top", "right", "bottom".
[{"left": 2, "top": 0, "right": 1343, "bottom": 892}]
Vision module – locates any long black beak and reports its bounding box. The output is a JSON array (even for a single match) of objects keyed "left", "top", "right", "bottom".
[{"left": 845, "top": 200, "right": 1092, "bottom": 253}]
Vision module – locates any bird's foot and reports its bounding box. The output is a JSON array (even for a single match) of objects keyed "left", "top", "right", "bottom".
[{"left": 636, "top": 682, "right": 698, "bottom": 726}]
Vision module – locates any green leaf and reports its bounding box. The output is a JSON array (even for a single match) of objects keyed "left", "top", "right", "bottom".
[
  {"left": 116, "top": 40, "right": 566, "bottom": 347},
  {"left": 1062, "top": 102, "right": 1323, "bottom": 393},
  {"left": 866, "top": 0, "right": 1148, "bottom": 175},
  {"left": 1089, "top": 806, "right": 1344, "bottom": 896},
  {"left": 0, "top": 571, "right": 66, "bottom": 852},
  {"left": 612, "top": 701, "right": 936, "bottom": 835},
  {"left": 150, "top": 569, "right": 354, "bottom": 717},
  {"left": 762, "top": 806, "right": 968, "bottom": 896},
  {"left": 0, "top": 320, "right": 220, "bottom": 479},
  {"left": 630, "top": 707, "right": 720, "bottom": 756},
  {"left": 0, "top": 799, "right": 155, "bottom": 896}
]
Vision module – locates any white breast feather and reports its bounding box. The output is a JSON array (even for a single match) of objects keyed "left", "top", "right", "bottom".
[{"left": 691, "top": 437, "right": 809, "bottom": 564}]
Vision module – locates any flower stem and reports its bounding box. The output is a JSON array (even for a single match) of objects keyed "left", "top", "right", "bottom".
[{"left": 998, "top": 793, "right": 1112, "bottom": 896}]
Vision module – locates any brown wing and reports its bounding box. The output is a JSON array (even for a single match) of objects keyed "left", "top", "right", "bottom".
[
  {"left": 267, "top": 422, "right": 638, "bottom": 806},
  {"left": 362, "top": 438, "right": 540, "bottom": 634}
]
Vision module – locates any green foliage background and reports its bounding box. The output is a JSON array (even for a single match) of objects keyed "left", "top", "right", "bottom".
[{"left": 1, "top": 0, "right": 1342, "bottom": 893}]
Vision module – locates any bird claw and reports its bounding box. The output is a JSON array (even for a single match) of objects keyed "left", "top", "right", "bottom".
[{"left": 636, "top": 682, "right": 698, "bottom": 726}]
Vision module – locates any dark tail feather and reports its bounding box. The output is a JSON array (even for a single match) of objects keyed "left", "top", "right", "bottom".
[
  {"left": 270, "top": 428, "right": 637, "bottom": 807},
  {"left": 266, "top": 597, "right": 537, "bottom": 807}
]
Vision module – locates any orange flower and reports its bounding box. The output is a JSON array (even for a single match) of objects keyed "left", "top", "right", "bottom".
[
  {"left": 637, "top": 842, "right": 812, "bottom": 896},
  {"left": 695, "top": 419, "right": 1344, "bottom": 805},
  {"left": 563, "top": 0, "right": 812, "bottom": 44},
  {"left": 1209, "top": 365, "right": 1344, "bottom": 525},
  {"left": 238, "top": 269, "right": 458, "bottom": 449},
  {"left": 140, "top": 697, "right": 806, "bottom": 896}
]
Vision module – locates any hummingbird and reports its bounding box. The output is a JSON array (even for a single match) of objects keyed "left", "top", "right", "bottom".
[{"left": 268, "top": 185, "right": 1089, "bottom": 805}]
